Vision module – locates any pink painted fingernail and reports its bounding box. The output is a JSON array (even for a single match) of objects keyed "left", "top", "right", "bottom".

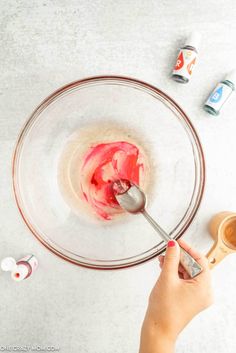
[{"left": 168, "top": 240, "right": 175, "bottom": 247}]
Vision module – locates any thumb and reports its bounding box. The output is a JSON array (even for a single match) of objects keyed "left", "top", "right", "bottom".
[{"left": 161, "top": 240, "right": 180, "bottom": 279}]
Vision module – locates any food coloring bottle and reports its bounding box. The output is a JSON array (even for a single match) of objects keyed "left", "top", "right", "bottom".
[
  {"left": 204, "top": 70, "right": 236, "bottom": 116},
  {"left": 11, "top": 254, "right": 38, "bottom": 281},
  {"left": 172, "top": 31, "right": 201, "bottom": 83}
]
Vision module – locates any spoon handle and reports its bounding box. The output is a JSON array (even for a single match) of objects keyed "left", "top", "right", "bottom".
[
  {"left": 142, "top": 210, "right": 170, "bottom": 242},
  {"left": 179, "top": 248, "right": 203, "bottom": 278},
  {"left": 142, "top": 210, "right": 202, "bottom": 278}
]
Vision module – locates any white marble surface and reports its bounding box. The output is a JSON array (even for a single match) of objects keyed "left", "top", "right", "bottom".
[{"left": 1, "top": 1, "right": 236, "bottom": 352}]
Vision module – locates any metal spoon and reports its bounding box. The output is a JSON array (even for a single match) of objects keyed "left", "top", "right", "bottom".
[{"left": 113, "top": 180, "right": 202, "bottom": 278}]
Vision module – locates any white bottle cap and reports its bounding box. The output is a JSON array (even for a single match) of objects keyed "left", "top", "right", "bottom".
[
  {"left": 11, "top": 264, "right": 29, "bottom": 282},
  {"left": 185, "top": 31, "right": 201, "bottom": 49},
  {"left": 1, "top": 257, "right": 16, "bottom": 272},
  {"left": 225, "top": 69, "right": 236, "bottom": 86}
]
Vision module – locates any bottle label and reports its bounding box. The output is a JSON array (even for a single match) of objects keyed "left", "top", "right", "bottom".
[
  {"left": 205, "top": 83, "right": 233, "bottom": 112},
  {"left": 172, "top": 48, "right": 197, "bottom": 80},
  {"left": 18, "top": 255, "right": 38, "bottom": 273}
]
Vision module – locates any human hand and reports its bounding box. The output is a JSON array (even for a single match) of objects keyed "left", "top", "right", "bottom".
[{"left": 139, "top": 239, "right": 213, "bottom": 353}]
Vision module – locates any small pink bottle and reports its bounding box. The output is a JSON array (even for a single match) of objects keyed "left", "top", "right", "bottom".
[{"left": 11, "top": 255, "right": 38, "bottom": 281}]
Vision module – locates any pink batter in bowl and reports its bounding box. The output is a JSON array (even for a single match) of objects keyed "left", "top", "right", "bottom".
[{"left": 79, "top": 141, "right": 145, "bottom": 220}]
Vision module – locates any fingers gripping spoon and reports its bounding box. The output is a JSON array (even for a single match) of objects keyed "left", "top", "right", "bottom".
[{"left": 113, "top": 180, "right": 202, "bottom": 278}]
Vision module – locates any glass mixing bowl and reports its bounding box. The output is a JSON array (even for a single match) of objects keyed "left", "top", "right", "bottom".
[{"left": 13, "top": 76, "right": 205, "bottom": 269}]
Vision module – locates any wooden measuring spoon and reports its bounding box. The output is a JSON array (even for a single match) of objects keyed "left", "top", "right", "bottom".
[{"left": 207, "top": 211, "right": 236, "bottom": 269}]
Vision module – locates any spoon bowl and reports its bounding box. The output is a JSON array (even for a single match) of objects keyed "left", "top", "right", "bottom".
[{"left": 114, "top": 180, "right": 146, "bottom": 213}]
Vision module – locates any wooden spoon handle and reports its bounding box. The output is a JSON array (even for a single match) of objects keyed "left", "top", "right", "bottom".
[{"left": 206, "top": 241, "right": 231, "bottom": 269}]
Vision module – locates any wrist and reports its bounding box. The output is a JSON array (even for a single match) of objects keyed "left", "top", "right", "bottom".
[
  {"left": 139, "top": 323, "right": 176, "bottom": 353},
  {"left": 142, "top": 312, "right": 179, "bottom": 342}
]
